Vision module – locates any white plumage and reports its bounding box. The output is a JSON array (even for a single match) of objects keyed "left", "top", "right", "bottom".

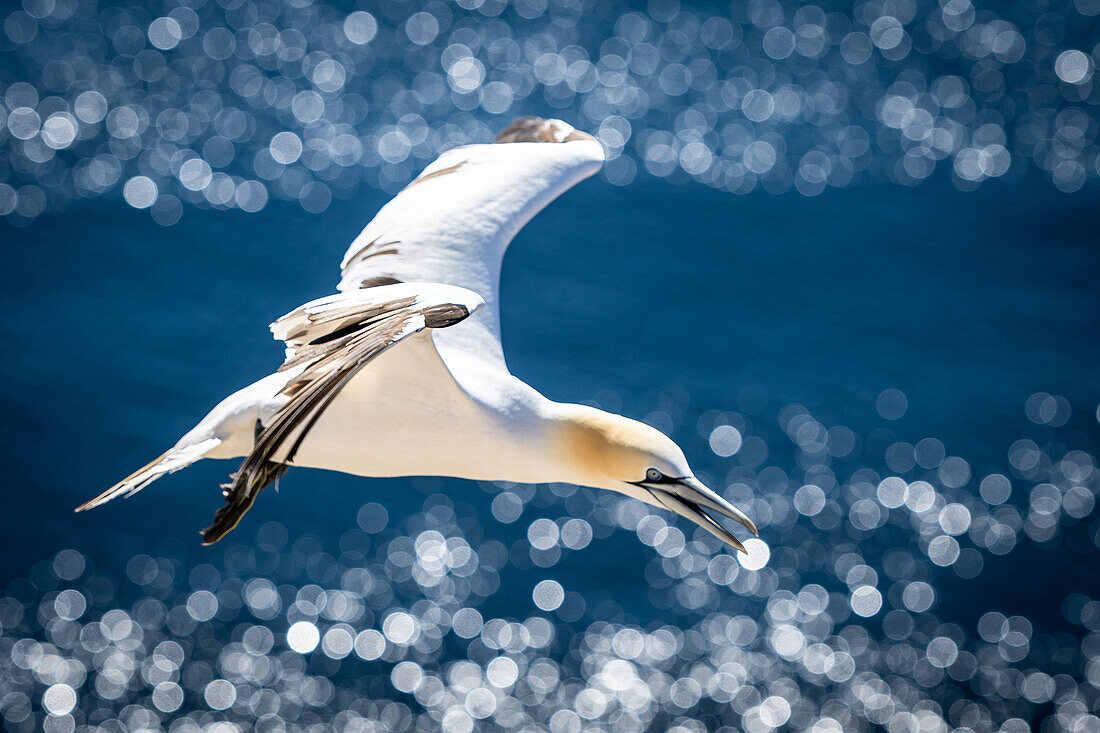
[{"left": 78, "top": 117, "right": 757, "bottom": 550}]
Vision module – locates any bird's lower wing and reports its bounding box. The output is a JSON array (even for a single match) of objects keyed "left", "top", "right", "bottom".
[{"left": 201, "top": 283, "right": 483, "bottom": 544}]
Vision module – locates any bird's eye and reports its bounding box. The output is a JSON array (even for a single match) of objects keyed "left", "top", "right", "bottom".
[{"left": 646, "top": 468, "right": 663, "bottom": 482}]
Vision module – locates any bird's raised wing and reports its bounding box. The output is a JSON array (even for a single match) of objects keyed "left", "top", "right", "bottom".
[
  {"left": 337, "top": 117, "right": 604, "bottom": 367},
  {"left": 201, "top": 282, "right": 483, "bottom": 544}
]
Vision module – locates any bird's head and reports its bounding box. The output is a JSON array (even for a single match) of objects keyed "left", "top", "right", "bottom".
[{"left": 556, "top": 405, "right": 757, "bottom": 552}]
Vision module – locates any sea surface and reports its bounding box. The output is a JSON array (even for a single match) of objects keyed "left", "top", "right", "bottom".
[
  {"left": 2, "top": 0, "right": 1100, "bottom": 729},
  {"left": 2, "top": 172, "right": 1099, "bottom": 730}
]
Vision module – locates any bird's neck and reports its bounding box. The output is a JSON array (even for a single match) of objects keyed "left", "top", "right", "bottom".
[{"left": 534, "top": 401, "right": 629, "bottom": 491}]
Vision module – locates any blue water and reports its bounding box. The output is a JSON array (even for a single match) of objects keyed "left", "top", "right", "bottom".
[
  {"left": 4, "top": 172, "right": 1097, "bottom": 587},
  {"left": 4, "top": 0, "right": 1100, "bottom": 726},
  {"left": 3, "top": 171, "right": 1099, "bottom": 729}
]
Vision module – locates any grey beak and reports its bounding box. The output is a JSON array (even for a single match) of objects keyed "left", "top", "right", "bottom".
[
  {"left": 640, "top": 476, "right": 757, "bottom": 553},
  {"left": 674, "top": 476, "right": 759, "bottom": 537}
]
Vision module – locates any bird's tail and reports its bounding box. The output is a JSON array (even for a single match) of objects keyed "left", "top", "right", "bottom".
[{"left": 75, "top": 437, "right": 222, "bottom": 512}]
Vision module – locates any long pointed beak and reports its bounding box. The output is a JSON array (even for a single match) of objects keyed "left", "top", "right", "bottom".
[
  {"left": 674, "top": 477, "right": 758, "bottom": 537},
  {"left": 638, "top": 477, "right": 757, "bottom": 553}
]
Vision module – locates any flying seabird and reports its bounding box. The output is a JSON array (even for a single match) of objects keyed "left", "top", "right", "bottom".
[{"left": 78, "top": 117, "right": 758, "bottom": 551}]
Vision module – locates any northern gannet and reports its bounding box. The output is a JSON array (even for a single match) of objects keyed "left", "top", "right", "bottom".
[{"left": 78, "top": 117, "right": 758, "bottom": 551}]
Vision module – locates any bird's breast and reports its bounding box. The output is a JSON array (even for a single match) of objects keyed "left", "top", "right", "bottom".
[{"left": 283, "top": 331, "right": 553, "bottom": 484}]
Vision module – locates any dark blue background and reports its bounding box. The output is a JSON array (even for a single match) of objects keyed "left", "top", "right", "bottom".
[{"left": 2, "top": 174, "right": 1098, "bottom": 630}]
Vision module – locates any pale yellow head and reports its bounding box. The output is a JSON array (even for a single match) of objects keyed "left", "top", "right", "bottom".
[
  {"left": 552, "top": 404, "right": 757, "bottom": 550},
  {"left": 558, "top": 405, "right": 692, "bottom": 489}
]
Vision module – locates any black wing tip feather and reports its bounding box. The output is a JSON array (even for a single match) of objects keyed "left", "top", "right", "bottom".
[
  {"left": 201, "top": 461, "right": 287, "bottom": 545},
  {"left": 422, "top": 303, "right": 469, "bottom": 328},
  {"left": 495, "top": 117, "right": 594, "bottom": 144}
]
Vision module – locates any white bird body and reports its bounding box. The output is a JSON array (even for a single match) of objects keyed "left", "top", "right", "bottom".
[
  {"left": 282, "top": 335, "right": 559, "bottom": 485},
  {"left": 195, "top": 331, "right": 581, "bottom": 487},
  {"left": 80, "top": 117, "right": 757, "bottom": 550}
]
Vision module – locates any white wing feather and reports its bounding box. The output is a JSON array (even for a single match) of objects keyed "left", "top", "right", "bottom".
[{"left": 337, "top": 129, "right": 604, "bottom": 366}]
